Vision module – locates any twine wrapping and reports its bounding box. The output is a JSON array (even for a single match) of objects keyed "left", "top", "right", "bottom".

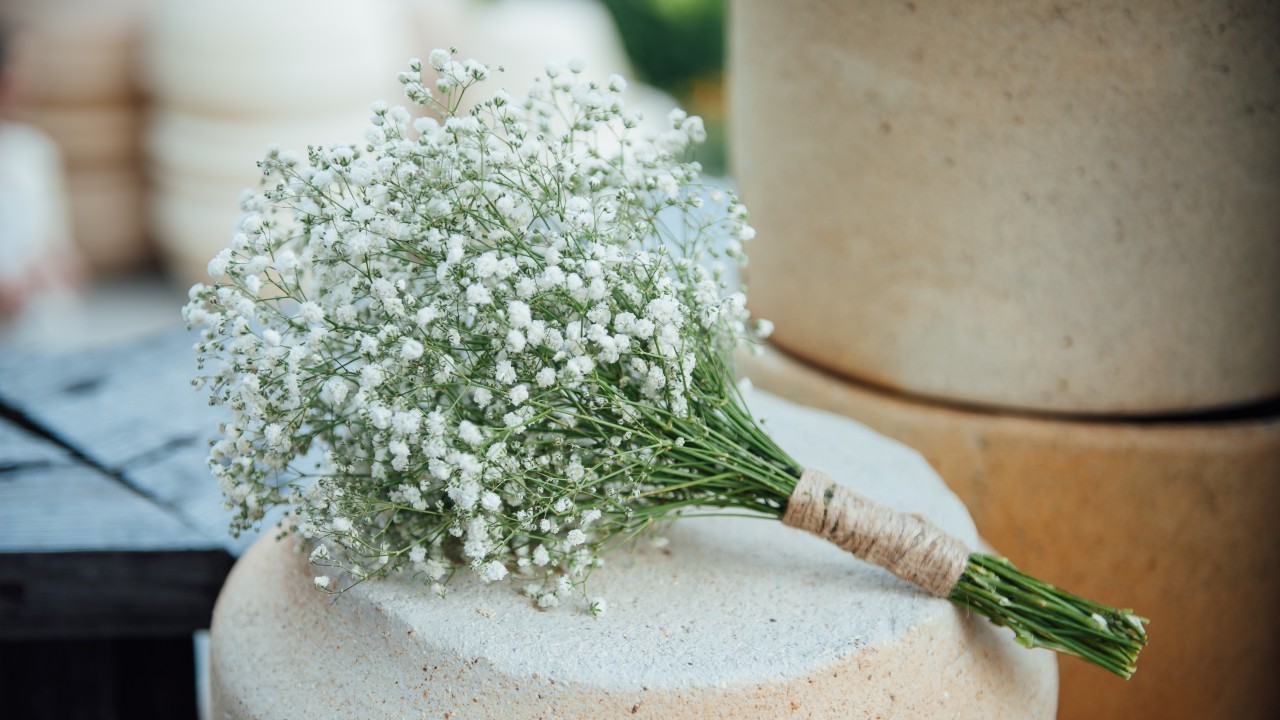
[{"left": 781, "top": 468, "right": 970, "bottom": 597}]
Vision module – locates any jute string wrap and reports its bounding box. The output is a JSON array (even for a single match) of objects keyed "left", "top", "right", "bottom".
[{"left": 781, "top": 468, "right": 970, "bottom": 597}]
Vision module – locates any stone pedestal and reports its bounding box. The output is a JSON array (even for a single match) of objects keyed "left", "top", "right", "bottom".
[
  {"left": 742, "top": 347, "right": 1280, "bottom": 720},
  {"left": 210, "top": 393, "right": 1057, "bottom": 719},
  {"left": 730, "top": 0, "right": 1280, "bottom": 415}
]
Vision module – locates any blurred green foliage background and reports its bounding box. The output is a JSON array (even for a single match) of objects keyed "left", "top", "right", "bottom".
[{"left": 600, "top": 0, "right": 727, "bottom": 174}]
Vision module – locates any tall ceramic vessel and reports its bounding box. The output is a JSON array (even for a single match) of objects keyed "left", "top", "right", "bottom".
[
  {"left": 731, "top": 0, "right": 1280, "bottom": 416},
  {"left": 731, "top": 2, "right": 1280, "bottom": 718}
]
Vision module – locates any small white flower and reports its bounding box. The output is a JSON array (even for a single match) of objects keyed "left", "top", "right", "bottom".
[
  {"left": 507, "top": 300, "right": 532, "bottom": 328},
  {"left": 466, "top": 284, "right": 493, "bottom": 305},
  {"left": 528, "top": 545, "right": 549, "bottom": 567},
  {"left": 393, "top": 410, "right": 422, "bottom": 435},
  {"left": 479, "top": 560, "right": 508, "bottom": 583},
  {"left": 320, "top": 377, "right": 349, "bottom": 407},
  {"left": 495, "top": 360, "right": 517, "bottom": 385},
  {"left": 401, "top": 338, "right": 424, "bottom": 360},
  {"left": 361, "top": 364, "right": 386, "bottom": 388},
  {"left": 299, "top": 301, "right": 325, "bottom": 324},
  {"left": 263, "top": 423, "right": 286, "bottom": 450},
  {"left": 481, "top": 491, "right": 502, "bottom": 512},
  {"left": 207, "top": 249, "right": 232, "bottom": 279},
  {"left": 417, "top": 305, "right": 440, "bottom": 327},
  {"left": 459, "top": 420, "right": 484, "bottom": 446},
  {"left": 473, "top": 252, "right": 499, "bottom": 278},
  {"left": 506, "top": 329, "right": 527, "bottom": 353}
]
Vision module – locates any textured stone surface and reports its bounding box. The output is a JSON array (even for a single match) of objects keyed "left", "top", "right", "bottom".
[
  {"left": 730, "top": 0, "right": 1280, "bottom": 415},
  {"left": 211, "top": 392, "right": 1057, "bottom": 719},
  {"left": 742, "top": 346, "right": 1280, "bottom": 720}
]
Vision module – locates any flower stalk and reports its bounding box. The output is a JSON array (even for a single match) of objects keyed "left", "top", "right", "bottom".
[
  {"left": 184, "top": 48, "right": 1145, "bottom": 677},
  {"left": 949, "top": 554, "right": 1148, "bottom": 678}
]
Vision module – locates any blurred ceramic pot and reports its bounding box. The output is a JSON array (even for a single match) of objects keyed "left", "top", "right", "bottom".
[
  {"left": 66, "top": 165, "right": 148, "bottom": 274},
  {"left": 730, "top": 0, "right": 1280, "bottom": 415},
  {"left": 141, "top": 0, "right": 410, "bottom": 117},
  {"left": 145, "top": 109, "right": 368, "bottom": 183},
  {"left": 13, "top": 4, "right": 140, "bottom": 105},
  {"left": 19, "top": 104, "right": 139, "bottom": 167}
]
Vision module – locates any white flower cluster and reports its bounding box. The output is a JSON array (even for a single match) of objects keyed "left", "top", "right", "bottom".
[{"left": 184, "top": 50, "right": 767, "bottom": 607}]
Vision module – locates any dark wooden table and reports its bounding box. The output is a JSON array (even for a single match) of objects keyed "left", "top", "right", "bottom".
[{"left": 0, "top": 329, "right": 251, "bottom": 719}]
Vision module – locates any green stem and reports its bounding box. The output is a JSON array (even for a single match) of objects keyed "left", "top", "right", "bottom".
[{"left": 947, "top": 553, "right": 1148, "bottom": 678}]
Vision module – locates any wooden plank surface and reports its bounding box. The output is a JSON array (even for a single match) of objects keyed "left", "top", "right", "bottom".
[
  {"left": 123, "top": 443, "right": 280, "bottom": 556},
  {"left": 0, "top": 329, "right": 221, "bottom": 472},
  {"left": 0, "top": 329, "right": 256, "bottom": 553},
  {"left": 1, "top": 333, "right": 240, "bottom": 639},
  {"left": 0, "top": 420, "right": 72, "bottom": 472},
  {"left": 0, "top": 463, "right": 211, "bottom": 553}
]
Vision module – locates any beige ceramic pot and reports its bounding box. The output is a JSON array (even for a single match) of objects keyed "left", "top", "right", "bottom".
[{"left": 730, "top": 0, "right": 1280, "bottom": 415}]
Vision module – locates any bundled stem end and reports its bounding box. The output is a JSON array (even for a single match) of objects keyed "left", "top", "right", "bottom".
[{"left": 947, "top": 553, "right": 1148, "bottom": 679}]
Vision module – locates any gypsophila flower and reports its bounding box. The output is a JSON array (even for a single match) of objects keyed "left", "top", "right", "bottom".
[
  {"left": 184, "top": 48, "right": 772, "bottom": 610},
  {"left": 187, "top": 63, "right": 1150, "bottom": 674}
]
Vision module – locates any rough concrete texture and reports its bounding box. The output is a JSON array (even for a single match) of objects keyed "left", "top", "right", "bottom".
[
  {"left": 730, "top": 0, "right": 1280, "bottom": 415},
  {"left": 742, "top": 346, "right": 1280, "bottom": 720},
  {"left": 210, "top": 392, "right": 1057, "bottom": 719}
]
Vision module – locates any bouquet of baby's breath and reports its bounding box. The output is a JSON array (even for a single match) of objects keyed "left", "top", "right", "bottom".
[{"left": 184, "top": 50, "right": 1146, "bottom": 677}]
